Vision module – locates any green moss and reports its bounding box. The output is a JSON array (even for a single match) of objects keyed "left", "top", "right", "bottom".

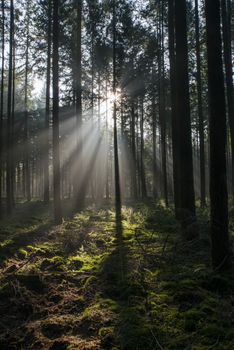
[
  {"left": 41, "top": 256, "right": 65, "bottom": 271},
  {"left": 83, "top": 275, "right": 98, "bottom": 290},
  {"left": 98, "top": 326, "right": 114, "bottom": 338},
  {"left": 67, "top": 256, "right": 84, "bottom": 270},
  {"left": 17, "top": 248, "right": 28, "bottom": 259}
]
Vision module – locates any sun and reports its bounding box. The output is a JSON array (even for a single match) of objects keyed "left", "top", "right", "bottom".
[{"left": 100, "top": 90, "right": 121, "bottom": 125}]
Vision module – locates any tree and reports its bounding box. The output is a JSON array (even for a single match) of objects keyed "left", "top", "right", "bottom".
[
  {"left": 113, "top": 0, "right": 121, "bottom": 221},
  {"left": 174, "top": 0, "right": 196, "bottom": 221},
  {"left": 43, "top": 0, "right": 52, "bottom": 204},
  {"left": 205, "top": 0, "right": 231, "bottom": 270},
  {"left": 221, "top": 0, "right": 234, "bottom": 204},
  {"left": 73, "top": 0, "right": 83, "bottom": 208},
  {"left": 24, "top": 0, "right": 31, "bottom": 202},
  {"left": 6, "top": 0, "right": 14, "bottom": 214},
  {"left": 52, "top": 0, "right": 62, "bottom": 224},
  {"left": 0, "top": 0, "right": 5, "bottom": 217},
  {"left": 195, "top": 0, "right": 206, "bottom": 207}
]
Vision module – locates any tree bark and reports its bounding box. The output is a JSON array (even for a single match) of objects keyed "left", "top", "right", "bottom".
[
  {"left": 0, "top": 0, "right": 5, "bottom": 217},
  {"left": 205, "top": 0, "right": 231, "bottom": 270},
  {"left": 44, "top": 0, "right": 52, "bottom": 204},
  {"left": 195, "top": 0, "right": 206, "bottom": 207},
  {"left": 174, "top": 0, "right": 196, "bottom": 221},
  {"left": 221, "top": 0, "right": 234, "bottom": 204},
  {"left": 6, "top": 0, "right": 14, "bottom": 214},
  {"left": 52, "top": 0, "right": 62, "bottom": 224}
]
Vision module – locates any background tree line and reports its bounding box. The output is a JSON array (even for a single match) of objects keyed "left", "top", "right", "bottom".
[{"left": 0, "top": 0, "right": 233, "bottom": 271}]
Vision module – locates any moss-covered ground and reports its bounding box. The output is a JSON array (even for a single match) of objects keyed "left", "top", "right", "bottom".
[{"left": 0, "top": 201, "right": 234, "bottom": 349}]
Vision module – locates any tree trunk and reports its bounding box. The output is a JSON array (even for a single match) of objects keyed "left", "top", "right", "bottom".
[
  {"left": 195, "top": 0, "right": 206, "bottom": 207},
  {"left": 159, "top": 1, "right": 168, "bottom": 206},
  {"left": 44, "top": 0, "right": 52, "bottom": 204},
  {"left": 168, "top": 0, "right": 180, "bottom": 216},
  {"left": 174, "top": 0, "right": 196, "bottom": 221},
  {"left": 0, "top": 0, "right": 5, "bottom": 217},
  {"left": 113, "top": 0, "right": 121, "bottom": 220},
  {"left": 205, "top": 0, "right": 231, "bottom": 270},
  {"left": 6, "top": 0, "right": 14, "bottom": 215},
  {"left": 221, "top": 0, "right": 234, "bottom": 204},
  {"left": 24, "top": 0, "right": 31, "bottom": 202},
  {"left": 52, "top": 0, "right": 62, "bottom": 224},
  {"left": 140, "top": 96, "right": 147, "bottom": 198}
]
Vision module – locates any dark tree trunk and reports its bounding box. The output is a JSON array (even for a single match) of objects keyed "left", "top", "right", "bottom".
[
  {"left": 174, "top": 0, "right": 196, "bottom": 220},
  {"left": 221, "top": 0, "right": 234, "bottom": 204},
  {"left": 52, "top": 0, "right": 62, "bottom": 224},
  {"left": 205, "top": 0, "right": 231, "bottom": 270},
  {"left": 140, "top": 96, "right": 147, "bottom": 198},
  {"left": 168, "top": 0, "right": 180, "bottom": 216},
  {"left": 130, "top": 100, "right": 137, "bottom": 199},
  {"left": 113, "top": 0, "right": 121, "bottom": 220},
  {"left": 159, "top": 1, "right": 168, "bottom": 206},
  {"left": 6, "top": 0, "right": 14, "bottom": 214},
  {"left": 24, "top": 0, "right": 31, "bottom": 202},
  {"left": 195, "top": 0, "right": 206, "bottom": 207},
  {"left": 44, "top": 0, "right": 52, "bottom": 204},
  {"left": 73, "top": 0, "right": 83, "bottom": 207},
  {"left": 152, "top": 69, "right": 157, "bottom": 199},
  {"left": 0, "top": 0, "right": 5, "bottom": 217}
]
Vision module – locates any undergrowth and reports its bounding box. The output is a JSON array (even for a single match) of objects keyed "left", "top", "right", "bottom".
[{"left": 0, "top": 201, "right": 233, "bottom": 349}]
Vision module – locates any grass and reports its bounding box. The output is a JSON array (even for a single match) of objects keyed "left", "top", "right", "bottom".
[{"left": 0, "top": 201, "right": 233, "bottom": 349}]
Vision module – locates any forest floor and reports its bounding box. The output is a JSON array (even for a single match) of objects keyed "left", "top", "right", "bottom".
[{"left": 0, "top": 201, "right": 234, "bottom": 350}]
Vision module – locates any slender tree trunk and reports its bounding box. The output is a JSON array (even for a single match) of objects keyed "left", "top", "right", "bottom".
[
  {"left": 152, "top": 68, "right": 157, "bottom": 199},
  {"left": 11, "top": 31, "right": 15, "bottom": 206},
  {"left": 130, "top": 100, "right": 137, "bottom": 199},
  {"left": 113, "top": 0, "right": 121, "bottom": 219},
  {"left": 105, "top": 80, "right": 109, "bottom": 200},
  {"left": 205, "top": 0, "right": 231, "bottom": 270},
  {"left": 44, "top": 0, "right": 52, "bottom": 204},
  {"left": 0, "top": 0, "right": 5, "bottom": 217},
  {"left": 159, "top": 2, "right": 168, "bottom": 206},
  {"left": 24, "top": 0, "right": 31, "bottom": 202},
  {"left": 74, "top": 0, "right": 83, "bottom": 207},
  {"left": 195, "top": 0, "right": 206, "bottom": 207},
  {"left": 174, "top": 0, "right": 196, "bottom": 221},
  {"left": 221, "top": 0, "right": 234, "bottom": 204},
  {"left": 6, "top": 0, "right": 14, "bottom": 214},
  {"left": 52, "top": 0, "right": 62, "bottom": 224},
  {"left": 168, "top": 0, "right": 180, "bottom": 216},
  {"left": 140, "top": 96, "right": 147, "bottom": 198}
]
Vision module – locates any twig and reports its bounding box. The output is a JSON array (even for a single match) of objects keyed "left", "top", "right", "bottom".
[{"left": 150, "top": 329, "right": 164, "bottom": 350}]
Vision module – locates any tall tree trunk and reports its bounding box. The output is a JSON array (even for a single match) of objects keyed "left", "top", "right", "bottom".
[
  {"left": 11, "top": 30, "right": 15, "bottom": 206},
  {"left": 52, "top": 0, "right": 62, "bottom": 224},
  {"left": 24, "top": 0, "right": 31, "bottom": 202},
  {"left": 152, "top": 68, "right": 157, "bottom": 199},
  {"left": 6, "top": 0, "right": 14, "bottom": 214},
  {"left": 221, "top": 0, "right": 234, "bottom": 204},
  {"left": 195, "top": 0, "right": 206, "bottom": 207},
  {"left": 130, "top": 100, "right": 137, "bottom": 199},
  {"left": 0, "top": 0, "right": 5, "bottom": 217},
  {"left": 113, "top": 0, "right": 121, "bottom": 220},
  {"left": 44, "top": 0, "right": 52, "bottom": 204},
  {"left": 159, "top": 1, "right": 168, "bottom": 206},
  {"left": 174, "top": 0, "right": 196, "bottom": 221},
  {"left": 205, "top": 0, "right": 231, "bottom": 270},
  {"left": 140, "top": 96, "right": 147, "bottom": 198},
  {"left": 74, "top": 0, "right": 83, "bottom": 207},
  {"left": 168, "top": 0, "right": 180, "bottom": 216}
]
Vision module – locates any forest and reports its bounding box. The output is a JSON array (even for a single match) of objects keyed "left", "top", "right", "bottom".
[{"left": 0, "top": 0, "right": 234, "bottom": 349}]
